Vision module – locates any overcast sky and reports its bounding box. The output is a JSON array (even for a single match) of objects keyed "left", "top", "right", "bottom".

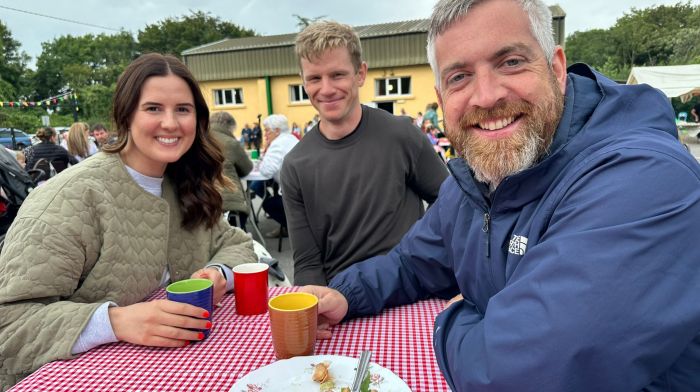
[{"left": 1, "top": 0, "right": 696, "bottom": 69}]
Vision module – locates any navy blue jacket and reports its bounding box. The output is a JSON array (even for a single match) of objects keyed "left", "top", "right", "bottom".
[{"left": 330, "top": 64, "right": 700, "bottom": 391}]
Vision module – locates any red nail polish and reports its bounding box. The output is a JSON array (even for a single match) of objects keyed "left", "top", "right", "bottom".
[
  {"left": 183, "top": 340, "right": 190, "bottom": 347},
  {"left": 205, "top": 321, "right": 212, "bottom": 329},
  {"left": 202, "top": 311, "right": 210, "bottom": 318},
  {"left": 198, "top": 332, "right": 204, "bottom": 340}
]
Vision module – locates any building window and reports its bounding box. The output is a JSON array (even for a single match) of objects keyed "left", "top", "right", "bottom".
[
  {"left": 375, "top": 77, "right": 411, "bottom": 97},
  {"left": 213, "top": 88, "right": 244, "bottom": 106},
  {"left": 289, "top": 84, "right": 309, "bottom": 102}
]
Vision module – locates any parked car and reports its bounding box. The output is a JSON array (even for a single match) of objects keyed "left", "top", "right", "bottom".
[{"left": 0, "top": 128, "right": 33, "bottom": 150}]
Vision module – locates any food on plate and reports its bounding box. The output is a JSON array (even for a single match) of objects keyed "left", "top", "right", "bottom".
[
  {"left": 312, "top": 361, "right": 375, "bottom": 392},
  {"left": 312, "top": 361, "right": 331, "bottom": 383}
]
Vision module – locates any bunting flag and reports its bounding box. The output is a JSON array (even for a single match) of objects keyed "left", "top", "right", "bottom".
[{"left": 0, "top": 92, "right": 78, "bottom": 110}]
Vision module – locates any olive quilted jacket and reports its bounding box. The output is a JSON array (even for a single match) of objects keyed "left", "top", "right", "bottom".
[{"left": 0, "top": 152, "right": 256, "bottom": 389}]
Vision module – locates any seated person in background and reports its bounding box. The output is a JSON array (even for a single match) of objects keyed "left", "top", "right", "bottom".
[
  {"left": 59, "top": 129, "right": 70, "bottom": 149},
  {"left": 91, "top": 123, "right": 115, "bottom": 149},
  {"left": 423, "top": 121, "right": 439, "bottom": 145},
  {"left": 691, "top": 100, "right": 700, "bottom": 122},
  {"left": 0, "top": 53, "right": 259, "bottom": 389},
  {"left": 210, "top": 111, "right": 254, "bottom": 230},
  {"left": 250, "top": 114, "right": 298, "bottom": 237},
  {"left": 301, "top": 0, "right": 700, "bottom": 390},
  {"left": 24, "top": 126, "right": 78, "bottom": 181},
  {"left": 424, "top": 102, "right": 441, "bottom": 131},
  {"left": 66, "top": 122, "right": 98, "bottom": 162},
  {"left": 282, "top": 21, "right": 448, "bottom": 286}
]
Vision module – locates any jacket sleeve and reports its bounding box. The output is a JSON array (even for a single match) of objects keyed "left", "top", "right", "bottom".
[
  {"left": 206, "top": 217, "right": 257, "bottom": 268},
  {"left": 0, "top": 216, "right": 101, "bottom": 381},
  {"left": 64, "top": 148, "right": 79, "bottom": 165},
  {"left": 433, "top": 148, "right": 700, "bottom": 391},
  {"left": 281, "top": 159, "right": 327, "bottom": 285},
  {"left": 258, "top": 141, "right": 285, "bottom": 180},
  {"left": 232, "top": 141, "right": 253, "bottom": 178},
  {"left": 329, "top": 183, "right": 460, "bottom": 317},
  {"left": 408, "top": 132, "right": 449, "bottom": 204}
]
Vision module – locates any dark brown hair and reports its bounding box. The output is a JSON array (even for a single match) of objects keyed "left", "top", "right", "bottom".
[
  {"left": 105, "top": 52, "right": 230, "bottom": 230},
  {"left": 36, "top": 127, "right": 56, "bottom": 142}
]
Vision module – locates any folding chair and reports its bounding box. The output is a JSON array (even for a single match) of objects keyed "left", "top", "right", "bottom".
[{"left": 252, "top": 240, "right": 291, "bottom": 287}]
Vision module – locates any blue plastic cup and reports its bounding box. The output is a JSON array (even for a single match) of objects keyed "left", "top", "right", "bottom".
[{"left": 166, "top": 278, "right": 213, "bottom": 339}]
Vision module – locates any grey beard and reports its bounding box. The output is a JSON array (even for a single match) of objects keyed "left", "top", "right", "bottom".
[{"left": 463, "top": 129, "right": 546, "bottom": 192}]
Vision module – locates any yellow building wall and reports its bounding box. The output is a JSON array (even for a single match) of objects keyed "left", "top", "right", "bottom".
[
  {"left": 361, "top": 64, "right": 440, "bottom": 120},
  {"left": 200, "top": 78, "right": 267, "bottom": 138},
  {"left": 200, "top": 64, "right": 442, "bottom": 138},
  {"left": 269, "top": 74, "right": 318, "bottom": 132}
]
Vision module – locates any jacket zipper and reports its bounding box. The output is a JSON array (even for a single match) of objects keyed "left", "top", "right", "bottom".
[{"left": 482, "top": 211, "right": 491, "bottom": 258}]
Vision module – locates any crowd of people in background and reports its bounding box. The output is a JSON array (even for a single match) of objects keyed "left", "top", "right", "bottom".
[
  {"left": 7, "top": 123, "right": 117, "bottom": 184},
  {"left": 230, "top": 104, "right": 443, "bottom": 154}
]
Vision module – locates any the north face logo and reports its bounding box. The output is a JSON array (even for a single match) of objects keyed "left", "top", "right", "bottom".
[{"left": 508, "top": 235, "right": 528, "bottom": 256}]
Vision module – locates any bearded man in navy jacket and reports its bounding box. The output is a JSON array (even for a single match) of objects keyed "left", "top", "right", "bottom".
[{"left": 300, "top": 0, "right": 700, "bottom": 390}]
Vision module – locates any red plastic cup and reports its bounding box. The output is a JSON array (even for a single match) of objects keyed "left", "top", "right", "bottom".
[{"left": 233, "top": 263, "right": 269, "bottom": 315}]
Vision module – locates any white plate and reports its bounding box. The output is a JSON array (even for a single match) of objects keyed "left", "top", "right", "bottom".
[{"left": 231, "top": 354, "right": 411, "bottom": 392}]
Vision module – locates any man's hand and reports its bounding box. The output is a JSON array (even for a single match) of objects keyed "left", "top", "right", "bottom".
[
  {"left": 108, "top": 300, "right": 211, "bottom": 347},
  {"left": 298, "top": 285, "right": 349, "bottom": 339},
  {"left": 191, "top": 268, "right": 227, "bottom": 305}
]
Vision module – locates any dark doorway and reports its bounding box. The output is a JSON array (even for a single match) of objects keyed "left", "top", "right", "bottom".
[{"left": 376, "top": 101, "right": 394, "bottom": 114}]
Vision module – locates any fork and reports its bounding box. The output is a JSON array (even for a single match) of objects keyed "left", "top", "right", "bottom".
[{"left": 351, "top": 350, "right": 372, "bottom": 392}]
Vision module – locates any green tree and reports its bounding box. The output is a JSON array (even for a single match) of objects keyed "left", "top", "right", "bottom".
[
  {"left": 0, "top": 108, "right": 42, "bottom": 132},
  {"left": 565, "top": 29, "right": 615, "bottom": 69},
  {"left": 0, "top": 79, "right": 14, "bottom": 101},
  {"left": 565, "top": 2, "right": 700, "bottom": 80},
  {"left": 138, "top": 11, "right": 256, "bottom": 57},
  {"left": 30, "top": 32, "right": 135, "bottom": 125},
  {"left": 33, "top": 31, "right": 136, "bottom": 98},
  {"left": 79, "top": 84, "right": 114, "bottom": 125},
  {"left": 667, "top": 5, "right": 700, "bottom": 65},
  {"left": 0, "top": 19, "right": 29, "bottom": 98}
]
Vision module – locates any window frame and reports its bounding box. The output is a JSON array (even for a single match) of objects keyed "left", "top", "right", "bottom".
[
  {"left": 375, "top": 76, "right": 412, "bottom": 97},
  {"left": 289, "top": 84, "right": 309, "bottom": 103},
  {"left": 213, "top": 88, "right": 244, "bottom": 106}
]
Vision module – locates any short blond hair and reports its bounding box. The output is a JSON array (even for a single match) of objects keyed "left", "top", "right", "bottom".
[{"left": 295, "top": 21, "right": 363, "bottom": 71}]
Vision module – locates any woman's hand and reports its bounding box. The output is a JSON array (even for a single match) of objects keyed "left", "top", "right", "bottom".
[
  {"left": 191, "top": 268, "right": 227, "bottom": 305},
  {"left": 108, "top": 300, "right": 211, "bottom": 347}
]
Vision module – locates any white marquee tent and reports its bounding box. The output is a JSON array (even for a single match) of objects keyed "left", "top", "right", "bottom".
[{"left": 626, "top": 64, "right": 700, "bottom": 103}]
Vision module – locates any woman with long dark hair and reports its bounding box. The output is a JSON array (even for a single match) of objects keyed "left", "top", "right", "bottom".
[{"left": 0, "top": 53, "right": 259, "bottom": 388}]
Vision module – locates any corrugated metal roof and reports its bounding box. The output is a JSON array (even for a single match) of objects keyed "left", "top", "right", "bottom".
[
  {"left": 183, "top": 6, "right": 562, "bottom": 56},
  {"left": 183, "top": 19, "right": 431, "bottom": 56},
  {"left": 182, "top": 8, "right": 566, "bottom": 80},
  {"left": 183, "top": 33, "right": 297, "bottom": 55},
  {"left": 354, "top": 19, "right": 431, "bottom": 38}
]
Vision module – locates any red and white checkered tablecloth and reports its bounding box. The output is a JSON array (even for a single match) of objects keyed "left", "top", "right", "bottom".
[{"left": 11, "top": 287, "right": 449, "bottom": 392}]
